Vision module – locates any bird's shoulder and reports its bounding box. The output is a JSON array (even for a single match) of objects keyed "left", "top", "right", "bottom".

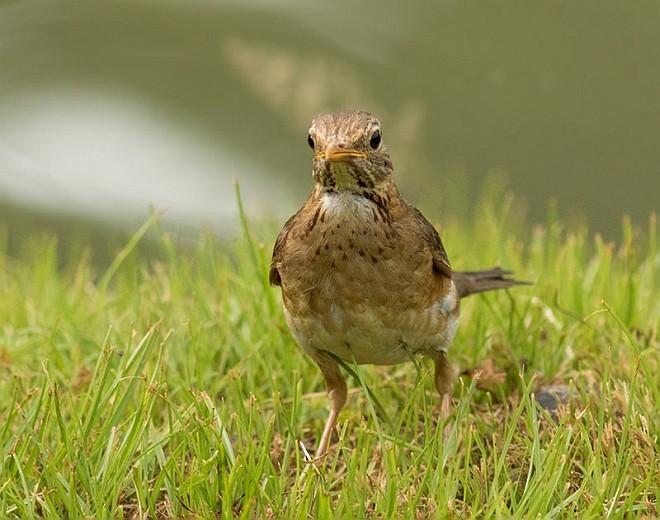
[
  {"left": 397, "top": 199, "right": 452, "bottom": 278},
  {"left": 269, "top": 195, "right": 317, "bottom": 287}
]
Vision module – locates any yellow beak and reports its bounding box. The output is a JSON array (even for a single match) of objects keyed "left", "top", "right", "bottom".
[{"left": 316, "top": 143, "right": 367, "bottom": 162}]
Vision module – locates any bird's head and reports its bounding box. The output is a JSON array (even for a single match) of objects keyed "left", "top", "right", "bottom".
[{"left": 307, "top": 110, "right": 394, "bottom": 194}]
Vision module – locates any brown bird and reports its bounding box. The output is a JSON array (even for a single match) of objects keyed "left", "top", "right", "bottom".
[{"left": 269, "top": 110, "right": 526, "bottom": 459}]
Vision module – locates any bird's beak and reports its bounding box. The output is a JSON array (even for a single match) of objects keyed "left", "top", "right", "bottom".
[{"left": 316, "top": 143, "right": 367, "bottom": 162}]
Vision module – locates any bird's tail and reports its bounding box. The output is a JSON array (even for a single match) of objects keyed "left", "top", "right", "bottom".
[{"left": 453, "top": 267, "right": 530, "bottom": 298}]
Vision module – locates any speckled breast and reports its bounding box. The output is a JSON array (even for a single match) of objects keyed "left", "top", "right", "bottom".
[{"left": 279, "top": 191, "right": 460, "bottom": 365}]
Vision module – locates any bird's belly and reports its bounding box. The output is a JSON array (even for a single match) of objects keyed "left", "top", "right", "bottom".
[{"left": 284, "top": 292, "right": 459, "bottom": 366}]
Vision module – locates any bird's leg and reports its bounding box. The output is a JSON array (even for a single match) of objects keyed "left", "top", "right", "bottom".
[
  {"left": 432, "top": 351, "right": 454, "bottom": 439},
  {"left": 314, "top": 357, "right": 347, "bottom": 460}
]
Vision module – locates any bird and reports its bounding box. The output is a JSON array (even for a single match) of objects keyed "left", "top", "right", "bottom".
[{"left": 269, "top": 109, "right": 527, "bottom": 459}]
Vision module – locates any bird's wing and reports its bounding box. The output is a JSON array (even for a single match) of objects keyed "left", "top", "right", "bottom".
[
  {"left": 269, "top": 211, "right": 300, "bottom": 287},
  {"left": 411, "top": 206, "right": 452, "bottom": 278}
]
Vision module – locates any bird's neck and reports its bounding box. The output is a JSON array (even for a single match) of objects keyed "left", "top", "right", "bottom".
[
  {"left": 312, "top": 183, "right": 401, "bottom": 225},
  {"left": 314, "top": 181, "right": 398, "bottom": 205}
]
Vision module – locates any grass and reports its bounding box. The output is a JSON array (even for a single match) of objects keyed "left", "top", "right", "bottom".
[{"left": 0, "top": 194, "right": 657, "bottom": 518}]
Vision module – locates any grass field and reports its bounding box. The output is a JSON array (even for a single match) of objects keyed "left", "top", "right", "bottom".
[{"left": 0, "top": 194, "right": 657, "bottom": 518}]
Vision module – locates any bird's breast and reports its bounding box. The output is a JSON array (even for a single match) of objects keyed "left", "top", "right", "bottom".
[{"left": 277, "top": 190, "right": 459, "bottom": 364}]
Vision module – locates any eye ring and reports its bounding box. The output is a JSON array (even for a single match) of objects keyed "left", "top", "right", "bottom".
[
  {"left": 369, "top": 129, "right": 381, "bottom": 149},
  {"left": 307, "top": 134, "right": 315, "bottom": 149}
]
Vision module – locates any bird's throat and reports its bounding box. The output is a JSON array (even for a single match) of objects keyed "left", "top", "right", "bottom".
[{"left": 315, "top": 185, "right": 396, "bottom": 229}]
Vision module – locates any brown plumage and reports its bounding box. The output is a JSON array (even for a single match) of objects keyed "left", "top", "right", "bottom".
[{"left": 270, "top": 110, "right": 527, "bottom": 459}]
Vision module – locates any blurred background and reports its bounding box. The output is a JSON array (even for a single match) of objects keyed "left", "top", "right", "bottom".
[{"left": 1, "top": 0, "right": 659, "bottom": 251}]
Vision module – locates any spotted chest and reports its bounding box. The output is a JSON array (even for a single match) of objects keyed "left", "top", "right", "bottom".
[{"left": 277, "top": 190, "right": 460, "bottom": 365}]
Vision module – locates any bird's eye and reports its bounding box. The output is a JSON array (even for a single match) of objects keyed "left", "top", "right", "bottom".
[
  {"left": 307, "top": 134, "right": 315, "bottom": 149},
  {"left": 369, "top": 129, "right": 381, "bottom": 149}
]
